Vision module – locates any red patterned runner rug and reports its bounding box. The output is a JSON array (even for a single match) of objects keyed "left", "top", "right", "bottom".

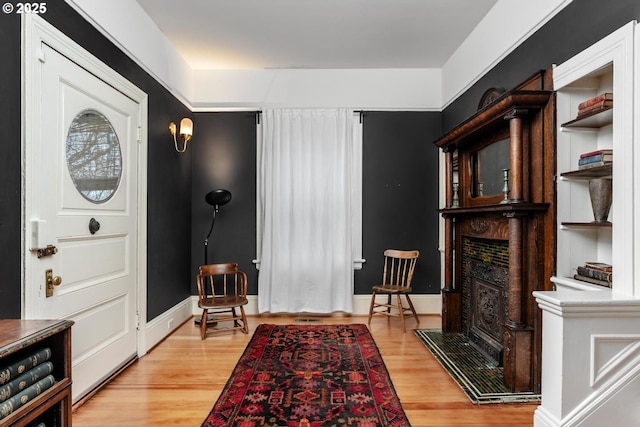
[{"left": 201, "top": 323, "right": 411, "bottom": 427}]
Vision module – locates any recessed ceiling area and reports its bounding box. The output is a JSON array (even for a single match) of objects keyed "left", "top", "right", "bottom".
[{"left": 135, "top": 0, "right": 497, "bottom": 70}]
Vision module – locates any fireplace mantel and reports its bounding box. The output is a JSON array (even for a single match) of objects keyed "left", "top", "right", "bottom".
[
  {"left": 433, "top": 70, "right": 556, "bottom": 393},
  {"left": 439, "top": 202, "right": 549, "bottom": 216}
]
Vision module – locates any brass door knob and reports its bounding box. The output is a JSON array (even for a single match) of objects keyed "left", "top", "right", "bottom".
[{"left": 46, "top": 269, "right": 62, "bottom": 298}]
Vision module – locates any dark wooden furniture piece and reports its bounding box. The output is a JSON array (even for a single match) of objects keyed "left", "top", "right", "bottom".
[
  {"left": 0, "top": 319, "right": 73, "bottom": 427},
  {"left": 433, "top": 70, "right": 556, "bottom": 393},
  {"left": 196, "top": 263, "right": 249, "bottom": 339},
  {"left": 367, "top": 249, "right": 420, "bottom": 332}
]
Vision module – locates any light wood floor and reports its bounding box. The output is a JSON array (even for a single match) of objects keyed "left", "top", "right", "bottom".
[{"left": 72, "top": 314, "right": 536, "bottom": 427}]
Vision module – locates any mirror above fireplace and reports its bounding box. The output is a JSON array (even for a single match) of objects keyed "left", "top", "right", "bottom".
[{"left": 470, "top": 137, "right": 510, "bottom": 198}]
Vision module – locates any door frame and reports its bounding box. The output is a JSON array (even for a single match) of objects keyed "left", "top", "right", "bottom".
[{"left": 22, "top": 14, "right": 149, "bottom": 356}]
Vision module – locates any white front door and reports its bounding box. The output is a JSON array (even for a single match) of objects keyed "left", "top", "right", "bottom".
[{"left": 24, "top": 16, "right": 147, "bottom": 403}]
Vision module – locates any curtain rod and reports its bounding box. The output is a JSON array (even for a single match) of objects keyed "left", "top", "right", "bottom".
[{"left": 255, "top": 110, "right": 365, "bottom": 124}]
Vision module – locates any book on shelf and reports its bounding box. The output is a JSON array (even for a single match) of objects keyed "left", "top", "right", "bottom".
[
  {"left": 578, "top": 160, "right": 612, "bottom": 170},
  {"left": 578, "top": 153, "right": 613, "bottom": 167},
  {"left": 576, "top": 266, "right": 612, "bottom": 283},
  {"left": 0, "top": 348, "right": 51, "bottom": 386},
  {"left": 0, "top": 374, "right": 55, "bottom": 420},
  {"left": 584, "top": 261, "right": 613, "bottom": 272},
  {"left": 580, "top": 149, "right": 613, "bottom": 158},
  {"left": 0, "top": 362, "right": 54, "bottom": 403},
  {"left": 577, "top": 92, "right": 613, "bottom": 110},
  {"left": 573, "top": 274, "right": 612, "bottom": 288},
  {"left": 577, "top": 99, "right": 613, "bottom": 117}
]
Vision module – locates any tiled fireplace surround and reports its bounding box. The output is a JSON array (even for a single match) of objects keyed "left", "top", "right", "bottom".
[{"left": 461, "top": 237, "right": 509, "bottom": 365}]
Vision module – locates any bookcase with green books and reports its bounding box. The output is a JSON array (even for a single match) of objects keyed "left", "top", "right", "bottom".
[{"left": 0, "top": 320, "right": 73, "bottom": 427}]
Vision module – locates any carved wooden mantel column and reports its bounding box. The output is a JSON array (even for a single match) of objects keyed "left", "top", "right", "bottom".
[
  {"left": 441, "top": 214, "right": 459, "bottom": 332},
  {"left": 442, "top": 148, "right": 460, "bottom": 332},
  {"left": 505, "top": 108, "right": 529, "bottom": 203},
  {"left": 503, "top": 211, "right": 534, "bottom": 392}
]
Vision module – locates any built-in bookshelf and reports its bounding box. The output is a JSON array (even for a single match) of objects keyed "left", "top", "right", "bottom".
[
  {"left": 0, "top": 320, "right": 73, "bottom": 427},
  {"left": 551, "top": 20, "right": 635, "bottom": 294},
  {"left": 533, "top": 20, "right": 640, "bottom": 427}
]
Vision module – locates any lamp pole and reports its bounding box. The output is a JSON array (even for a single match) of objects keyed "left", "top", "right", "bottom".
[{"left": 204, "top": 206, "right": 219, "bottom": 265}]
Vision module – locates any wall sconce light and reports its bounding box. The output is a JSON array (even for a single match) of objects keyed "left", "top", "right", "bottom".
[{"left": 169, "top": 118, "right": 193, "bottom": 153}]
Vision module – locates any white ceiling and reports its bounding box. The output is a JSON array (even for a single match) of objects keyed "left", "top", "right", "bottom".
[{"left": 135, "top": 0, "right": 497, "bottom": 70}]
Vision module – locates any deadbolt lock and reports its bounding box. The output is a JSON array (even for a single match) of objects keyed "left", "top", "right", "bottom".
[{"left": 45, "top": 269, "right": 62, "bottom": 298}]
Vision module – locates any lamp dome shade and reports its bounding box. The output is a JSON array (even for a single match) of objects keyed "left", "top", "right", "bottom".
[{"left": 205, "top": 189, "right": 232, "bottom": 207}]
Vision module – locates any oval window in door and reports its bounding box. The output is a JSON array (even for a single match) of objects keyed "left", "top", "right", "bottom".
[{"left": 66, "top": 109, "right": 122, "bottom": 203}]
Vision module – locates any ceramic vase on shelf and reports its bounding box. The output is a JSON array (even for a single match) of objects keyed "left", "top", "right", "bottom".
[{"left": 588, "top": 178, "right": 612, "bottom": 222}]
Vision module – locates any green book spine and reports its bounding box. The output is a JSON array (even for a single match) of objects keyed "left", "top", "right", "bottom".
[
  {"left": 0, "top": 348, "right": 52, "bottom": 385},
  {"left": 0, "top": 375, "right": 56, "bottom": 420},
  {"left": 0, "top": 362, "right": 54, "bottom": 403}
]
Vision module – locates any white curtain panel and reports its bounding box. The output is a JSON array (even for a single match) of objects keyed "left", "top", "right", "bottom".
[{"left": 258, "top": 109, "right": 355, "bottom": 313}]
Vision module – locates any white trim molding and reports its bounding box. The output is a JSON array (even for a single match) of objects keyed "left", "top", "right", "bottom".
[{"left": 144, "top": 297, "right": 194, "bottom": 354}]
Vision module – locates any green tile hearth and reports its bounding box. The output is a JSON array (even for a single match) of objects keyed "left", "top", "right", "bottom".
[{"left": 414, "top": 329, "right": 541, "bottom": 404}]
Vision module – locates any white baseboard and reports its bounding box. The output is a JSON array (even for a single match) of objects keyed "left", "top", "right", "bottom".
[
  {"left": 534, "top": 406, "right": 559, "bottom": 427},
  {"left": 190, "top": 294, "right": 442, "bottom": 316},
  {"left": 143, "top": 297, "right": 193, "bottom": 354}
]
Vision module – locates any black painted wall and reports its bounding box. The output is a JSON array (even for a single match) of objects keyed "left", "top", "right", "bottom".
[
  {"left": 0, "top": 11, "right": 21, "bottom": 317},
  {"left": 190, "top": 112, "right": 259, "bottom": 293},
  {"left": 356, "top": 112, "right": 441, "bottom": 294}
]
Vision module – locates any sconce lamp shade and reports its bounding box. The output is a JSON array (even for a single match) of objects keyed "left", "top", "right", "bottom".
[
  {"left": 179, "top": 118, "right": 193, "bottom": 139},
  {"left": 205, "top": 189, "right": 232, "bottom": 208},
  {"left": 169, "top": 117, "right": 194, "bottom": 153}
]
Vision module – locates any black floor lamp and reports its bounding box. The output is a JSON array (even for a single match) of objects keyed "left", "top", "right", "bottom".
[
  {"left": 195, "top": 189, "right": 232, "bottom": 327},
  {"left": 203, "top": 189, "right": 232, "bottom": 265}
]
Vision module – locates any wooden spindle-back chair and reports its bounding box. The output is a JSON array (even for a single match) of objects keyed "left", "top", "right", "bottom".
[
  {"left": 196, "top": 263, "right": 249, "bottom": 338},
  {"left": 367, "top": 249, "right": 420, "bottom": 332}
]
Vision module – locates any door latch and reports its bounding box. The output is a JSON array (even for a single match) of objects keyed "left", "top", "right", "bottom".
[
  {"left": 36, "top": 245, "right": 58, "bottom": 258},
  {"left": 45, "top": 269, "right": 62, "bottom": 298}
]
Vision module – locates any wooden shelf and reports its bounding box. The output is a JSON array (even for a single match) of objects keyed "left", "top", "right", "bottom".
[
  {"left": 560, "top": 164, "right": 612, "bottom": 179},
  {"left": 439, "top": 202, "right": 549, "bottom": 216},
  {"left": 561, "top": 106, "right": 613, "bottom": 128},
  {"left": 560, "top": 221, "right": 612, "bottom": 228}
]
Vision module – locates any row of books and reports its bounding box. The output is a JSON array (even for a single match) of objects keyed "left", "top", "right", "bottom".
[
  {"left": 577, "top": 149, "right": 612, "bottom": 170},
  {"left": 0, "top": 347, "right": 55, "bottom": 420},
  {"left": 576, "top": 92, "right": 613, "bottom": 118},
  {"left": 573, "top": 262, "right": 612, "bottom": 288}
]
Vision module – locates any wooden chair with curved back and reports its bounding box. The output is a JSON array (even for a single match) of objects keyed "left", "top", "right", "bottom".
[
  {"left": 367, "top": 249, "right": 420, "bottom": 332},
  {"left": 196, "top": 263, "right": 249, "bottom": 339}
]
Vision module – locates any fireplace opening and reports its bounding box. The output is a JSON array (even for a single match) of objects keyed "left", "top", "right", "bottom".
[{"left": 462, "top": 237, "right": 509, "bottom": 366}]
